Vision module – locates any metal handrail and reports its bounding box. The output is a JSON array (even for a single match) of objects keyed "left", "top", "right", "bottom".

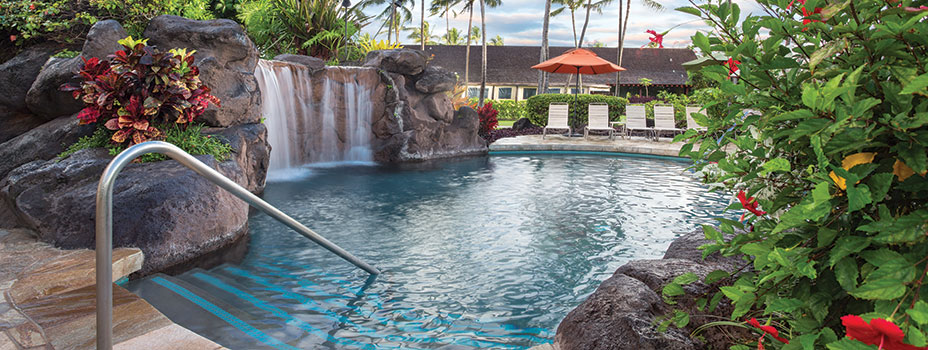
[{"left": 95, "top": 141, "right": 379, "bottom": 349}]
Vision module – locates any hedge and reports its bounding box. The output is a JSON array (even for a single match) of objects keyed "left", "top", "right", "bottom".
[
  {"left": 524, "top": 94, "right": 629, "bottom": 127},
  {"left": 469, "top": 99, "right": 525, "bottom": 120}
]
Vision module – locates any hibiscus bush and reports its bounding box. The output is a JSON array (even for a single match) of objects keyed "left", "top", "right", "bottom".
[
  {"left": 672, "top": 1, "right": 928, "bottom": 349},
  {"left": 63, "top": 36, "right": 219, "bottom": 146}
]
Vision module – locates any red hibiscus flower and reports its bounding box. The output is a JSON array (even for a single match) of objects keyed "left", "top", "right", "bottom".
[
  {"left": 737, "top": 190, "right": 766, "bottom": 222},
  {"left": 841, "top": 315, "right": 927, "bottom": 350},
  {"left": 9, "top": 35, "right": 16, "bottom": 42},
  {"left": 747, "top": 318, "right": 789, "bottom": 350},
  {"left": 645, "top": 29, "right": 664, "bottom": 48},
  {"left": 787, "top": 0, "right": 824, "bottom": 30},
  {"left": 905, "top": 5, "right": 928, "bottom": 12},
  {"left": 29, "top": 4, "right": 36, "bottom": 10},
  {"left": 725, "top": 58, "right": 741, "bottom": 75}
]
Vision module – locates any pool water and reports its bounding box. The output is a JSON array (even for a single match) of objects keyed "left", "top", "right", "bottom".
[{"left": 142, "top": 154, "right": 731, "bottom": 349}]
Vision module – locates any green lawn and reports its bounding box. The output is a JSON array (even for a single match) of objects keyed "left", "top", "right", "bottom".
[{"left": 498, "top": 120, "right": 515, "bottom": 128}]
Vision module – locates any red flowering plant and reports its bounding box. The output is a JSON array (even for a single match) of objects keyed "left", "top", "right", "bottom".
[
  {"left": 63, "top": 36, "right": 219, "bottom": 146},
  {"left": 663, "top": 1, "right": 928, "bottom": 349},
  {"left": 476, "top": 102, "right": 499, "bottom": 138}
]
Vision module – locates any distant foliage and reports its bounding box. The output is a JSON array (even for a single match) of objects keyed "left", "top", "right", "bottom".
[
  {"left": 485, "top": 126, "right": 543, "bottom": 144},
  {"left": 238, "top": 0, "right": 369, "bottom": 60},
  {"left": 59, "top": 124, "right": 231, "bottom": 163},
  {"left": 476, "top": 102, "right": 499, "bottom": 137},
  {"left": 90, "top": 0, "right": 215, "bottom": 35},
  {"left": 524, "top": 94, "right": 628, "bottom": 127},
  {"left": 468, "top": 99, "right": 525, "bottom": 121},
  {"left": 62, "top": 36, "right": 219, "bottom": 146}
]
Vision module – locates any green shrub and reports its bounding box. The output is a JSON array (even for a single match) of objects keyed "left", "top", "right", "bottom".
[
  {"left": 468, "top": 99, "right": 525, "bottom": 120},
  {"left": 59, "top": 124, "right": 232, "bottom": 163},
  {"left": 238, "top": 0, "right": 368, "bottom": 60},
  {"left": 524, "top": 94, "right": 628, "bottom": 128},
  {"left": 670, "top": 1, "right": 928, "bottom": 350}
]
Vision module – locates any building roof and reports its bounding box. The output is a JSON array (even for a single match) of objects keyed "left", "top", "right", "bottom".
[{"left": 422, "top": 45, "right": 696, "bottom": 87}]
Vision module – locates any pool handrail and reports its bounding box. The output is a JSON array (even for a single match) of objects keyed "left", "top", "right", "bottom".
[{"left": 95, "top": 141, "right": 380, "bottom": 350}]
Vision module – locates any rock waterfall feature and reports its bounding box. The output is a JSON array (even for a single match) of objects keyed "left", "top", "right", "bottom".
[{"left": 258, "top": 49, "right": 487, "bottom": 168}]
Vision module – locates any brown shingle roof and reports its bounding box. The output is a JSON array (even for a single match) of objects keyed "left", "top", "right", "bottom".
[{"left": 422, "top": 45, "right": 695, "bottom": 87}]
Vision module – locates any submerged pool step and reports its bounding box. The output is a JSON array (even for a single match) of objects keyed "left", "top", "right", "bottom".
[{"left": 124, "top": 274, "right": 294, "bottom": 350}]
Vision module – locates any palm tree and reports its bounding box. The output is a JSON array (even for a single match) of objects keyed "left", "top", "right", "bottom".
[
  {"left": 430, "top": 0, "right": 461, "bottom": 34},
  {"left": 478, "top": 0, "right": 487, "bottom": 106},
  {"left": 488, "top": 34, "right": 503, "bottom": 46},
  {"left": 615, "top": 0, "right": 663, "bottom": 96},
  {"left": 464, "top": 0, "right": 475, "bottom": 98},
  {"left": 361, "top": 0, "right": 413, "bottom": 42},
  {"left": 538, "top": 0, "right": 552, "bottom": 94},
  {"left": 442, "top": 28, "right": 465, "bottom": 45},
  {"left": 470, "top": 26, "right": 481, "bottom": 42},
  {"left": 406, "top": 21, "right": 439, "bottom": 45}
]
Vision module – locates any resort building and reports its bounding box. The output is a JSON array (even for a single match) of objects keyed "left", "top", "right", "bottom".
[{"left": 422, "top": 45, "right": 697, "bottom": 100}]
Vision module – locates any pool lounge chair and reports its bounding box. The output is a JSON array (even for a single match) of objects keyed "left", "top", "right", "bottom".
[
  {"left": 685, "top": 106, "right": 707, "bottom": 132},
  {"left": 653, "top": 105, "right": 684, "bottom": 140},
  {"left": 624, "top": 104, "right": 650, "bottom": 139},
  {"left": 584, "top": 103, "right": 615, "bottom": 140},
  {"left": 542, "top": 103, "right": 571, "bottom": 139}
]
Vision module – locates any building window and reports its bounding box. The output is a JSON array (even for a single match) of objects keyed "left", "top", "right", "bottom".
[
  {"left": 522, "top": 88, "right": 537, "bottom": 99},
  {"left": 570, "top": 88, "right": 582, "bottom": 94},
  {"left": 467, "top": 87, "right": 490, "bottom": 98},
  {"left": 497, "top": 87, "right": 513, "bottom": 100},
  {"left": 545, "top": 88, "right": 561, "bottom": 94}
]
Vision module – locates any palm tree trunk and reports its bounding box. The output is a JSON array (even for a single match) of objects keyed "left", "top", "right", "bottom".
[
  {"left": 446, "top": 4, "right": 451, "bottom": 34},
  {"left": 389, "top": 2, "right": 396, "bottom": 42},
  {"left": 538, "top": 0, "right": 551, "bottom": 94},
  {"left": 570, "top": 8, "right": 577, "bottom": 48},
  {"left": 421, "top": 0, "right": 426, "bottom": 50},
  {"left": 478, "top": 0, "right": 487, "bottom": 107},
  {"left": 465, "top": 3, "right": 473, "bottom": 97},
  {"left": 614, "top": 0, "right": 630, "bottom": 96},
  {"left": 577, "top": 0, "right": 593, "bottom": 47}
]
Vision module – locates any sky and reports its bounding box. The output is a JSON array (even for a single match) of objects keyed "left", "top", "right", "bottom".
[{"left": 359, "top": 0, "right": 764, "bottom": 48}]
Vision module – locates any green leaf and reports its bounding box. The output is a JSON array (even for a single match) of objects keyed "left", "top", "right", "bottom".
[
  {"left": 673, "top": 272, "right": 700, "bottom": 285},
  {"left": 900, "top": 72, "right": 928, "bottom": 95},
  {"left": 765, "top": 298, "right": 804, "bottom": 314},
  {"left": 834, "top": 257, "right": 858, "bottom": 292},
  {"left": 907, "top": 325, "right": 927, "bottom": 347},
  {"left": 828, "top": 236, "right": 870, "bottom": 267},
  {"left": 867, "top": 173, "right": 893, "bottom": 202},
  {"left": 675, "top": 6, "right": 702, "bottom": 16},
  {"left": 846, "top": 184, "right": 873, "bottom": 212},
  {"left": 809, "top": 38, "right": 848, "bottom": 72},
  {"left": 705, "top": 270, "right": 730, "bottom": 284},
  {"left": 663, "top": 283, "right": 685, "bottom": 298},
  {"left": 850, "top": 277, "right": 906, "bottom": 300},
  {"left": 827, "top": 338, "right": 880, "bottom": 350},
  {"left": 760, "top": 158, "right": 791, "bottom": 176},
  {"left": 772, "top": 109, "right": 815, "bottom": 122},
  {"left": 802, "top": 84, "right": 819, "bottom": 110},
  {"left": 818, "top": 227, "right": 838, "bottom": 248},
  {"left": 800, "top": 333, "right": 821, "bottom": 350},
  {"left": 693, "top": 32, "right": 710, "bottom": 53},
  {"left": 907, "top": 300, "right": 928, "bottom": 325},
  {"left": 672, "top": 310, "right": 691, "bottom": 328}
]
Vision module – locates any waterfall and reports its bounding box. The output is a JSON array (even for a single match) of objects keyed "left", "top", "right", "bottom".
[{"left": 255, "top": 60, "right": 374, "bottom": 177}]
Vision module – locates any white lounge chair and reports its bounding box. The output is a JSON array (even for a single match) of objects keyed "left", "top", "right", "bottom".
[
  {"left": 685, "top": 106, "right": 707, "bottom": 131},
  {"left": 542, "top": 103, "right": 571, "bottom": 139},
  {"left": 653, "top": 105, "right": 684, "bottom": 140},
  {"left": 624, "top": 104, "right": 650, "bottom": 139},
  {"left": 584, "top": 103, "right": 615, "bottom": 140}
]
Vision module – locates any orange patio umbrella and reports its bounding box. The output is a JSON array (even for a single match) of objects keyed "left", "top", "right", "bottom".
[{"left": 531, "top": 48, "right": 626, "bottom": 77}]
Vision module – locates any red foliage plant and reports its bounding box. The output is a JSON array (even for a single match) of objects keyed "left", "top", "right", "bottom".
[
  {"left": 476, "top": 102, "right": 499, "bottom": 137},
  {"left": 62, "top": 36, "right": 219, "bottom": 145}
]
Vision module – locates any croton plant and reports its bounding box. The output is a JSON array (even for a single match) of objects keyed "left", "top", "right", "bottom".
[{"left": 62, "top": 36, "right": 219, "bottom": 145}]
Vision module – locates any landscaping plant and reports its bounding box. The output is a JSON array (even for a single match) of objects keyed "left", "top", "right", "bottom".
[
  {"left": 476, "top": 101, "right": 499, "bottom": 138},
  {"left": 524, "top": 93, "right": 629, "bottom": 127},
  {"left": 62, "top": 36, "right": 220, "bottom": 147},
  {"left": 668, "top": 1, "right": 928, "bottom": 349}
]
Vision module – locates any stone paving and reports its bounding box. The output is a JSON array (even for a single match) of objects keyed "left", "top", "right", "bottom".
[
  {"left": 0, "top": 229, "right": 225, "bottom": 350},
  {"left": 489, "top": 134, "right": 685, "bottom": 158}
]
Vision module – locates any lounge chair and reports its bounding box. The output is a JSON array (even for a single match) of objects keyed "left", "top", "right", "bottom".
[
  {"left": 685, "top": 106, "right": 707, "bottom": 132},
  {"left": 624, "top": 104, "right": 650, "bottom": 139},
  {"left": 584, "top": 103, "right": 615, "bottom": 140},
  {"left": 653, "top": 105, "right": 684, "bottom": 140},
  {"left": 542, "top": 103, "right": 571, "bottom": 139}
]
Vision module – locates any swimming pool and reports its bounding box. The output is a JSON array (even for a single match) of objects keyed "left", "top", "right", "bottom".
[{"left": 132, "top": 154, "right": 731, "bottom": 349}]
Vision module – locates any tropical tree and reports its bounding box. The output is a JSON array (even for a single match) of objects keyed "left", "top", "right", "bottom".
[
  {"left": 429, "top": 0, "right": 461, "bottom": 33},
  {"left": 470, "top": 25, "right": 481, "bottom": 42},
  {"left": 361, "top": 0, "right": 414, "bottom": 42},
  {"left": 441, "top": 28, "right": 466, "bottom": 45},
  {"left": 406, "top": 20, "right": 439, "bottom": 45},
  {"left": 478, "top": 0, "right": 487, "bottom": 106},
  {"left": 488, "top": 34, "right": 503, "bottom": 46},
  {"left": 614, "top": 0, "right": 663, "bottom": 96},
  {"left": 551, "top": 0, "right": 613, "bottom": 48},
  {"left": 238, "top": 0, "right": 370, "bottom": 59},
  {"left": 537, "top": 0, "right": 552, "bottom": 94}
]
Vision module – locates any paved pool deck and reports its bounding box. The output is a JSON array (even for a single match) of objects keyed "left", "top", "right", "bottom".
[
  {"left": 489, "top": 134, "right": 685, "bottom": 159},
  {"left": 0, "top": 228, "right": 225, "bottom": 350}
]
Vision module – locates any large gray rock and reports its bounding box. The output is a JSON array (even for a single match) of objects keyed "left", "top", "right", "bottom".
[
  {"left": 0, "top": 123, "right": 269, "bottom": 274},
  {"left": 511, "top": 117, "right": 537, "bottom": 131},
  {"left": 553, "top": 230, "right": 747, "bottom": 350},
  {"left": 0, "top": 44, "right": 58, "bottom": 143},
  {"left": 364, "top": 48, "right": 428, "bottom": 76},
  {"left": 24, "top": 20, "right": 128, "bottom": 120},
  {"left": 144, "top": 15, "right": 261, "bottom": 127},
  {"left": 555, "top": 273, "right": 697, "bottom": 350},
  {"left": 0, "top": 114, "right": 94, "bottom": 180},
  {"left": 414, "top": 66, "right": 457, "bottom": 94},
  {"left": 273, "top": 54, "right": 325, "bottom": 73}
]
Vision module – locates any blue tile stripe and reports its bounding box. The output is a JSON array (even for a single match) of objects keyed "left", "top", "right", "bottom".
[{"left": 151, "top": 276, "right": 300, "bottom": 350}]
